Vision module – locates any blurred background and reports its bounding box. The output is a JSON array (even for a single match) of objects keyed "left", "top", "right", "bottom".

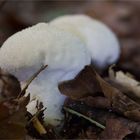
[{"left": 0, "top": 0, "right": 140, "bottom": 79}]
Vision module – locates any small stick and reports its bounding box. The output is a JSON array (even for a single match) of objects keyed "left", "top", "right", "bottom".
[
  {"left": 27, "top": 108, "right": 47, "bottom": 135},
  {"left": 32, "top": 116, "right": 47, "bottom": 135},
  {"left": 63, "top": 107, "right": 105, "bottom": 130},
  {"left": 17, "top": 65, "right": 48, "bottom": 98}
]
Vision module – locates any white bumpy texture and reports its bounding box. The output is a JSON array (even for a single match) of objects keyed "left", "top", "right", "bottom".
[
  {"left": 0, "top": 23, "right": 91, "bottom": 126},
  {"left": 51, "top": 14, "right": 120, "bottom": 68},
  {"left": 0, "top": 15, "right": 120, "bottom": 126}
]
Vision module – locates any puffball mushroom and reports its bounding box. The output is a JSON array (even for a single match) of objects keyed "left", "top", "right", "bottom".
[
  {"left": 0, "top": 15, "right": 120, "bottom": 127},
  {"left": 0, "top": 23, "right": 91, "bottom": 126},
  {"left": 50, "top": 14, "right": 120, "bottom": 68}
]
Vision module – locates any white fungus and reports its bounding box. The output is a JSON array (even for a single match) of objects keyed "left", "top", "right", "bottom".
[
  {"left": 51, "top": 14, "right": 120, "bottom": 68},
  {"left": 0, "top": 15, "right": 120, "bottom": 127},
  {"left": 0, "top": 23, "right": 91, "bottom": 126}
]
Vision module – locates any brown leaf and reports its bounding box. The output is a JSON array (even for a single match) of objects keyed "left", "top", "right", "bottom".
[
  {"left": 81, "top": 96, "right": 111, "bottom": 109},
  {"left": 0, "top": 95, "right": 29, "bottom": 139},
  {"left": 64, "top": 98, "right": 140, "bottom": 137},
  {"left": 60, "top": 66, "right": 140, "bottom": 121},
  {"left": 108, "top": 68, "right": 140, "bottom": 103},
  {"left": 87, "top": 66, "right": 140, "bottom": 121},
  {"left": 99, "top": 118, "right": 132, "bottom": 140},
  {"left": 0, "top": 68, "right": 21, "bottom": 101},
  {"left": 59, "top": 66, "right": 101, "bottom": 100}
]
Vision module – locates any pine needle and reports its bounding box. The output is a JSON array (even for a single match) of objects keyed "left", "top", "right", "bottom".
[{"left": 63, "top": 107, "right": 105, "bottom": 130}]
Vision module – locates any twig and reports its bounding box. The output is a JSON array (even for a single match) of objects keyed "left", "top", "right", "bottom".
[
  {"left": 27, "top": 108, "right": 47, "bottom": 135},
  {"left": 17, "top": 65, "right": 48, "bottom": 98},
  {"left": 63, "top": 107, "right": 105, "bottom": 130},
  {"left": 32, "top": 116, "right": 47, "bottom": 135}
]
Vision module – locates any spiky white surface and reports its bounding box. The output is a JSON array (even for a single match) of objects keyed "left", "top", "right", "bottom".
[
  {"left": 0, "top": 23, "right": 91, "bottom": 126},
  {"left": 51, "top": 14, "right": 120, "bottom": 68}
]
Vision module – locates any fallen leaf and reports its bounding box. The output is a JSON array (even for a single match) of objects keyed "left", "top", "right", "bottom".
[
  {"left": 64, "top": 98, "right": 140, "bottom": 137},
  {"left": 81, "top": 96, "right": 110, "bottom": 109},
  {"left": 99, "top": 118, "right": 132, "bottom": 140},
  {"left": 109, "top": 68, "right": 140, "bottom": 101},
  {"left": 59, "top": 66, "right": 140, "bottom": 121},
  {"left": 58, "top": 66, "right": 101, "bottom": 100},
  {"left": 0, "top": 68, "right": 21, "bottom": 101},
  {"left": 0, "top": 95, "right": 30, "bottom": 139},
  {"left": 88, "top": 66, "right": 140, "bottom": 121}
]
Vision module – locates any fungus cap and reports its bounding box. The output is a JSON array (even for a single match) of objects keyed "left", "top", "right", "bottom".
[
  {"left": 0, "top": 23, "right": 91, "bottom": 126},
  {"left": 51, "top": 14, "right": 120, "bottom": 68},
  {"left": 0, "top": 23, "right": 91, "bottom": 81}
]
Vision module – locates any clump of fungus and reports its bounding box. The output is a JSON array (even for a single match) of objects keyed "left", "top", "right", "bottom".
[{"left": 0, "top": 15, "right": 120, "bottom": 127}]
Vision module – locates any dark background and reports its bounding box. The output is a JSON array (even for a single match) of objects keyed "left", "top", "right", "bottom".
[{"left": 1, "top": 1, "right": 140, "bottom": 43}]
